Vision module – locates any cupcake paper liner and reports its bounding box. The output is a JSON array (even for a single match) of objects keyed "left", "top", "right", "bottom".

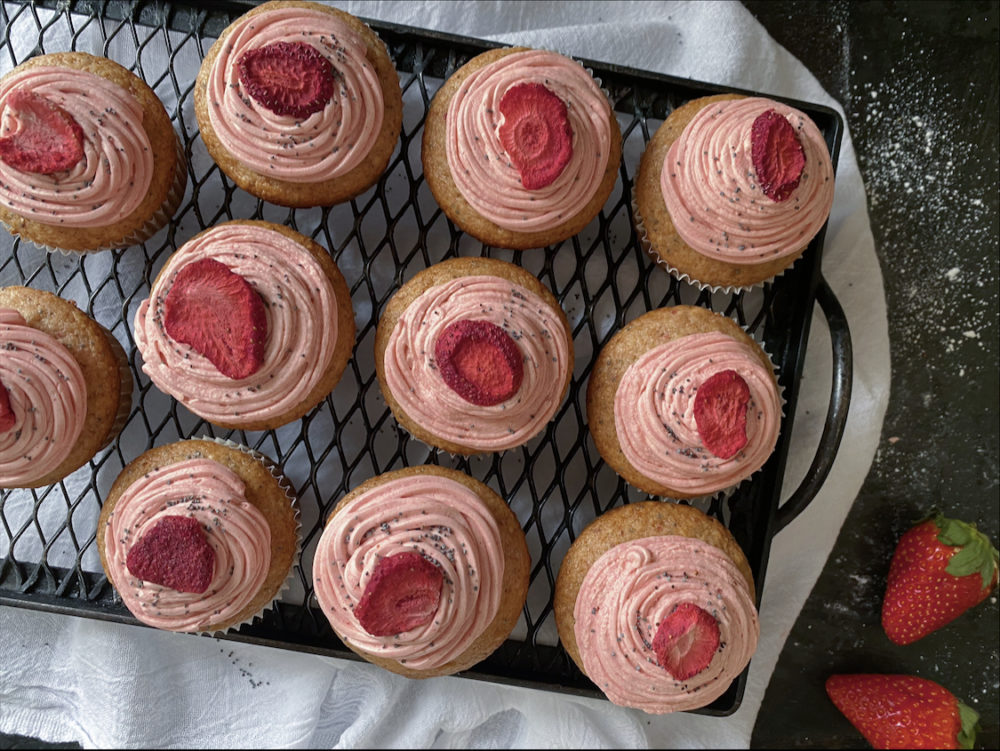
[
  {"left": 630, "top": 195, "right": 800, "bottom": 296},
  {"left": 96, "top": 326, "right": 135, "bottom": 453}
]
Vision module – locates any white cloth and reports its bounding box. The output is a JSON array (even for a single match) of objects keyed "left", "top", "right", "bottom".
[{"left": 0, "top": 1, "right": 889, "bottom": 747}]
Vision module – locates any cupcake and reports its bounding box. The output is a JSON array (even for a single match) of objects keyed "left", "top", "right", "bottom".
[
  {"left": 587, "top": 305, "right": 781, "bottom": 499},
  {"left": 422, "top": 47, "right": 622, "bottom": 249},
  {"left": 194, "top": 0, "right": 402, "bottom": 208},
  {"left": 635, "top": 94, "right": 835, "bottom": 290},
  {"left": 98, "top": 438, "right": 299, "bottom": 634},
  {"left": 133, "top": 219, "right": 355, "bottom": 431},
  {"left": 554, "top": 501, "right": 760, "bottom": 714},
  {"left": 0, "top": 52, "right": 186, "bottom": 253},
  {"left": 0, "top": 286, "right": 132, "bottom": 489},
  {"left": 375, "top": 257, "right": 573, "bottom": 454},
  {"left": 313, "top": 465, "right": 530, "bottom": 678}
]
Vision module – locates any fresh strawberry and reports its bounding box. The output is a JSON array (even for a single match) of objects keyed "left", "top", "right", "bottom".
[
  {"left": 826, "top": 674, "right": 980, "bottom": 750},
  {"left": 652, "top": 602, "right": 720, "bottom": 680},
  {"left": 0, "top": 89, "right": 85, "bottom": 174},
  {"left": 353, "top": 552, "right": 444, "bottom": 637},
  {"left": 237, "top": 41, "right": 334, "bottom": 120},
  {"left": 750, "top": 108, "right": 805, "bottom": 202},
  {"left": 434, "top": 319, "right": 523, "bottom": 406},
  {"left": 693, "top": 369, "right": 751, "bottom": 459},
  {"left": 126, "top": 515, "right": 216, "bottom": 594},
  {"left": 0, "top": 379, "right": 15, "bottom": 433},
  {"left": 162, "top": 258, "right": 268, "bottom": 380},
  {"left": 497, "top": 82, "right": 574, "bottom": 190},
  {"left": 882, "top": 511, "right": 998, "bottom": 645}
]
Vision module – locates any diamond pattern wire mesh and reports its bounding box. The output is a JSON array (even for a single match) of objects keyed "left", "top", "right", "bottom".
[{"left": 0, "top": 0, "right": 843, "bottom": 714}]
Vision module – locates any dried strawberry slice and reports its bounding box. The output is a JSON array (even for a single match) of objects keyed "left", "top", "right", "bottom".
[
  {"left": 750, "top": 109, "right": 806, "bottom": 202},
  {"left": 237, "top": 41, "right": 335, "bottom": 119},
  {"left": 497, "top": 82, "right": 574, "bottom": 190},
  {"left": 0, "top": 379, "right": 16, "bottom": 433},
  {"left": 126, "top": 515, "right": 216, "bottom": 594},
  {"left": 434, "top": 319, "right": 524, "bottom": 406},
  {"left": 162, "top": 258, "right": 268, "bottom": 380},
  {"left": 354, "top": 552, "right": 444, "bottom": 637},
  {"left": 693, "top": 369, "right": 751, "bottom": 460},
  {"left": 652, "top": 602, "right": 721, "bottom": 681},
  {"left": 0, "top": 89, "right": 85, "bottom": 175}
]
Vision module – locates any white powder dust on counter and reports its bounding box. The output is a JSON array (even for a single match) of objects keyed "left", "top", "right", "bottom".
[{"left": 848, "top": 34, "right": 998, "bottom": 384}]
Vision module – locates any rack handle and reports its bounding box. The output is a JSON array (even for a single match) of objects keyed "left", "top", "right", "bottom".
[{"left": 774, "top": 276, "right": 854, "bottom": 533}]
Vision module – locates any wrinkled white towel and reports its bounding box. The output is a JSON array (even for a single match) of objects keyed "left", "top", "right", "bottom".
[{"left": 0, "top": 1, "right": 889, "bottom": 747}]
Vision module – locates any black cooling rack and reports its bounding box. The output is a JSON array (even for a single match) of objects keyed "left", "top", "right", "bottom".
[{"left": 0, "top": 0, "right": 852, "bottom": 716}]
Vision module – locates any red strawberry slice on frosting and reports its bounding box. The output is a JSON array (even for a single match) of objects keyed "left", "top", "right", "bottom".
[
  {"left": 750, "top": 109, "right": 806, "bottom": 202},
  {"left": 0, "top": 379, "right": 16, "bottom": 433},
  {"left": 652, "top": 602, "right": 721, "bottom": 681},
  {"left": 237, "top": 41, "right": 335, "bottom": 120},
  {"left": 0, "top": 89, "right": 85, "bottom": 175},
  {"left": 125, "top": 515, "right": 216, "bottom": 594},
  {"left": 693, "top": 369, "right": 751, "bottom": 460},
  {"left": 162, "top": 258, "right": 268, "bottom": 380},
  {"left": 353, "top": 551, "right": 444, "bottom": 637},
  {"left": 434, "top": 319, "right": 524, "bottom": 406},
  {"left": 498, "top": 82, "right": 574, "bottom": 190}
]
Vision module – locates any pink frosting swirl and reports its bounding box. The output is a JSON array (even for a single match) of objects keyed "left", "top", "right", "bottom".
[
  {"left": 660, "top": 97, "right": 834, "bottom": 264},
  {"left": 103, "top": 457, "right": 272, "bottom": 632},
  {"left": 134, "top": 223, "right": 338, "bottom": 425},
  {"left": 205, "top": 6, "right": 384, "bottom": 183},
  {"left": 0, "top": 308, "right": 86, "bottom": 486},
  {"left": 446, "top": 49, "right": 612, "bottom": 231},
  {"left": 314, "top": 473, "right": 504, "bottom": 670},
  {"left": 573, "top": 535, "right": 759, "bottom": 714},
  {"left": 383, "top": 275, "right": 571, "bottom": 451},
  {"left": 614, "top": 332, "right": 780, "bottom": 496},
  {"left": 0, "top": 66, "right": 153, "bottom": 227}
]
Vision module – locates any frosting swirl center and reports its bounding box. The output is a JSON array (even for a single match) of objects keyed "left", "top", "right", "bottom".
[
  {"left": 614, "top": 331, "right": 781, "bottom": 495},
  {"left": 314, "top": 474, "right": 504, "bottom": 670},
  {"left": 0, "top": 308, "right": 86, "bottom": 486},
  {"left": 0, "top": 66, "right": 154, "bottom": 228},
  {"left": 446, "top": 49, "right": 612, "bottom": 232}
]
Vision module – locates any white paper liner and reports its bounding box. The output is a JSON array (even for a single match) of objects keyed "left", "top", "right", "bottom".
[
  {"left": 613, "top": 317, "right": 787, "bottom": 506},
  {"left": 95, "top": 325, "right": 135, "bottom": 453},
  {"left": 631, "top": 194, "right": 801, "bottom": 295},
  {"left": 105, "top": 436, "right": 302, "bottom": 638},
  {"left": 1, "top": 133, "right": 187, "bottom": 256}
]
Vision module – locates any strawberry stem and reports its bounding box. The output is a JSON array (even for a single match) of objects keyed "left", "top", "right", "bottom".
[
  {"left": 932, "top": 512, "right": 1000, "bottom": 590},
  {"left": 956, "top": 700, "right": 980, "bottom": 750}
]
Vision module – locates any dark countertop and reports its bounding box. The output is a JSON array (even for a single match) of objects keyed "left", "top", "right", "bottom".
[
  {"left": 2, "top": 1, "right": 997, "bottom": 749},
  {"left": 742, "top": 1, "right": 999, "bottom": 748}
]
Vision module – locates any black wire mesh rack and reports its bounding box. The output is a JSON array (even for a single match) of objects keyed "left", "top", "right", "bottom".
[{"left": 0, "top": 0, "right": 852, "bottom": 716}]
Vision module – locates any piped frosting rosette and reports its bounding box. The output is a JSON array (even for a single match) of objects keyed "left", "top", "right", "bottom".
[
  {"left": 0, "top": 308, "right": 86, "bottom": 486},
  {"left": 102, "top": 456, "right": 272, "bottom": 633},
  {"left": 614, "top": 331, "right": 781, "bottom": 497},
  {"left": 314, "top": 473, "right": 504, "bottom": 670},
  {"left": 445, "top": 49, "right": 612, "bottom": 232},
  {"left": 0, "top": 66, "right": 153, "bottom": 228},
  {"left": 382, "top": 274, "right": 572, "bottom": 453},
  {"left": 204, "top": 4, "right": 384, "bottom": 182},
  {"left": 134, "top": 222, "right": 339, "bottom": 427},
  {"left": 660, "top": 96, "right": 834, "bottom": 266},
  {"left": 573, "top": 535, "right": 759, "bottom": 714}
]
